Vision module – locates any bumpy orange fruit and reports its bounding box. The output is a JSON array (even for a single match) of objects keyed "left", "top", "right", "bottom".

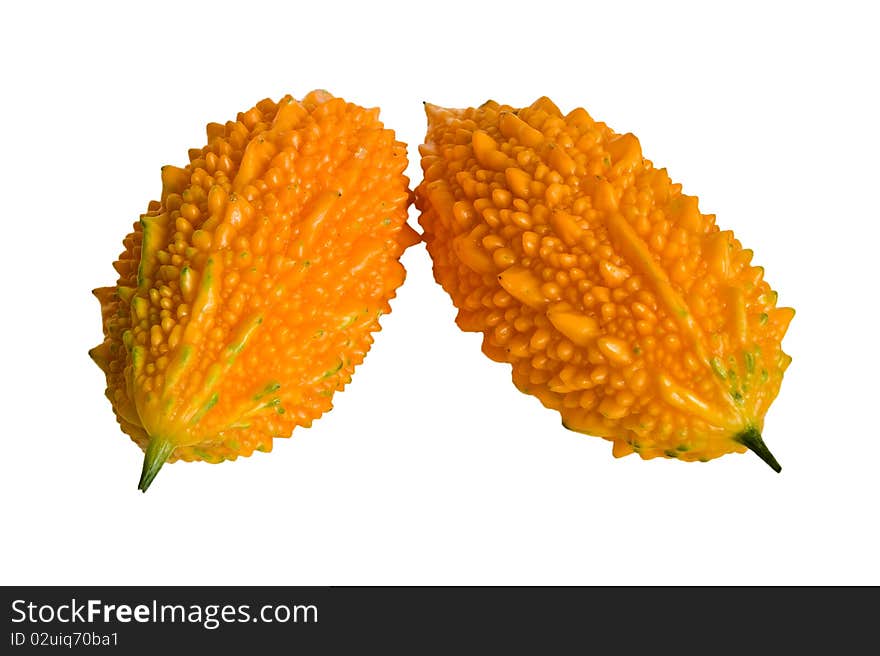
[
  {"left": 91, "top": 90, "right": 418, "bottom": 490},
  {"left": 415, "top": 97, "right": 794, "bottom": 470}
]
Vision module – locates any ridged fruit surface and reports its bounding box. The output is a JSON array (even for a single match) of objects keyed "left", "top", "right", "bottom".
[
  {"left": 90, "top": 90, "right": 418, "bottom": 490},
  {"left": 415, "top": 97, "right": 794, "bottom": 470}
]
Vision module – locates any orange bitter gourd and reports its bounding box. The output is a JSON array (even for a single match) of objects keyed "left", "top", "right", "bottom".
[
  {"left": 415, "top": 97, "right": 794, "bottom": 470},
  {"left": 90, "top": 91, "right": 418, "bottom": 491}
]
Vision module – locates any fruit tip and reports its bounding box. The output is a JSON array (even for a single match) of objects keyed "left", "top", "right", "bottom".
[
  {"left": 734, "top": 426, "right": 782, "bottom": 473},
  {"left": 138, "top": 438, "right": 174, "bottom": 492},
  {"left": 423, "top": 102, "right": 443, "bottom": 122}
]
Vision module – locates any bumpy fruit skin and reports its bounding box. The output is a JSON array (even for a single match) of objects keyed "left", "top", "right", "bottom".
[
  {"left": 90, "top": 91, "right": 418, "bottom": 489},
  {"left": 415, "top": 97, "right": 794, "bottom": 469}
]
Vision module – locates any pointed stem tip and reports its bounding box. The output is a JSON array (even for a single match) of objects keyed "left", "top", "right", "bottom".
[
  {"left": 138, "top": 438, "right": 174, "bottom": 492},
  {"left": 734, "top": 426, "right": 782, "bottom": 473}
]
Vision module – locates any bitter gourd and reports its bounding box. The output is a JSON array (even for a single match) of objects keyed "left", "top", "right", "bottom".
[
  {"left": 415, "top": 97, "right": 794, "bottom": 470},
  {"left": 91, "top": 91, "right": 418, "bottom": 491}
]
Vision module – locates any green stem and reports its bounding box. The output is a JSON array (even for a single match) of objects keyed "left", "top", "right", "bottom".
[
  {"left": 734, "top": 426, "right": 781, "bottom": 473},
  {"left": 138, "top": 438, "right": 174, "bottom": 492}
]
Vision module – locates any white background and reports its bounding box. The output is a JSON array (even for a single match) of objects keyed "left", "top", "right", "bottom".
[{"left": 1, "top": 0, "right": 877, "bottom": 586}]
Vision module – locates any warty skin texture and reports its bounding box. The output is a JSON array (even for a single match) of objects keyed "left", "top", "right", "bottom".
[
  {"left": 91, "top": 91, "right": 418, "bottom": 490},
  {"left": 415, "top": 97, "right": 794, "bottom": 470}
]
